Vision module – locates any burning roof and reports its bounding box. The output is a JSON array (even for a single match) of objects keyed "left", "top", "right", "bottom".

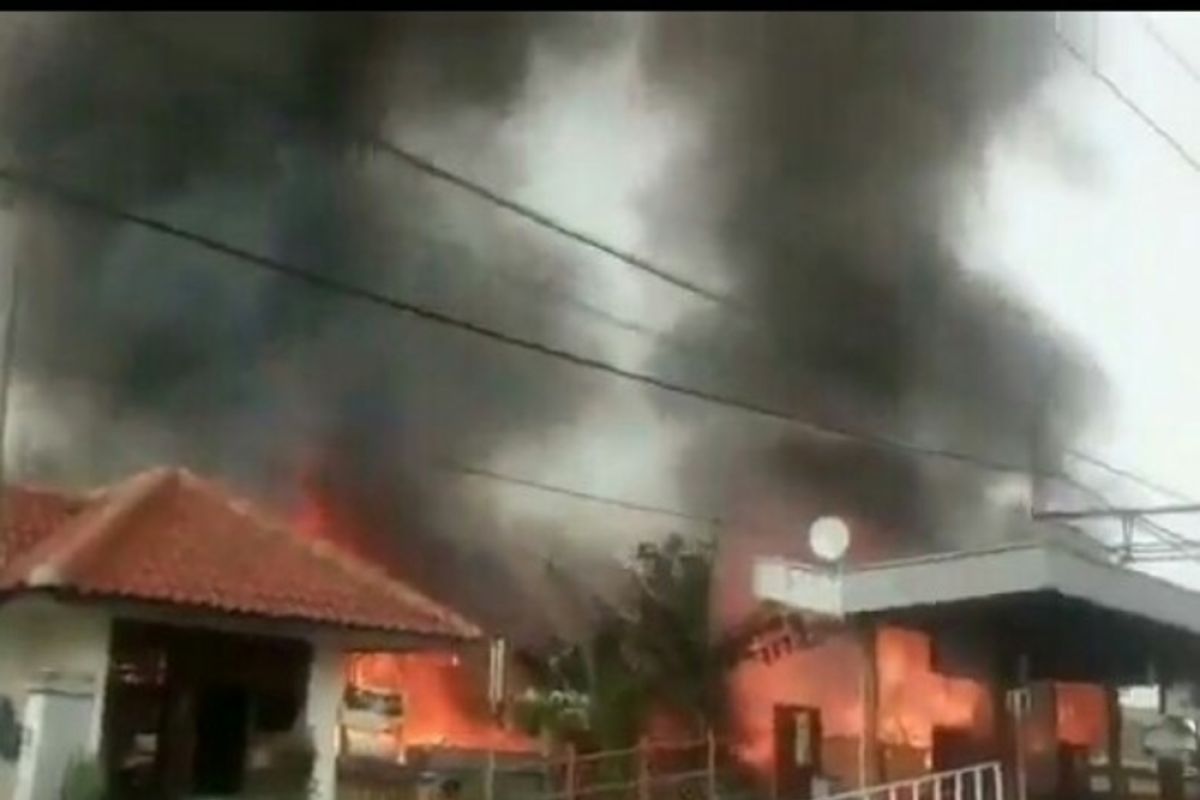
[{"left": 0, "top": 466, "right": 480, "bottom": 641}]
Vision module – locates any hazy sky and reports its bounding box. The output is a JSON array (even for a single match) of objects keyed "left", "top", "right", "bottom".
[
  {"left": 478, "top": 12, "right": 1200, "bottom": 575},
  {"left": 971, "top": 12, "right": 1200, "bottom": 584},
  {"left": 7, "top": 13, "right": 1199, "bottom": 578}
]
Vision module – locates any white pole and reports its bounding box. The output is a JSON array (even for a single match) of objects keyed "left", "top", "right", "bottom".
[
  {"left": 0, "top": 200, "right": 21, "bottom": 567},
  {"left": 485, "top": 748, "right": 497, "bottom": 800}
]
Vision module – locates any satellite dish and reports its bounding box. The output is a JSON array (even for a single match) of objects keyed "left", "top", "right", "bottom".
[{"left": 809, "top": 516, "right": 851, "bottom": 563}]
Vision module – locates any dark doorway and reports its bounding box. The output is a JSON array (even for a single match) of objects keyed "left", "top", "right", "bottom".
[
  {"left": 932, "top": 727, "right": 992, "bottom": 772},
  {"left": 102, "top": 621, "right": 311, "bottom": 799},
  {"left": 191, "top": 684, "right": 250, "bottom": 795},
  {"left": 1056, "top": 743, "right": 1091, "bottom": 800},
  {"left": 773, "top": 704, "right": 821, "bottom": 800}
]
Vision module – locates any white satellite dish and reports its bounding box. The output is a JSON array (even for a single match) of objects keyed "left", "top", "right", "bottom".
[{"left": 809, "top": 516, "right": 851, "bottom": 563}]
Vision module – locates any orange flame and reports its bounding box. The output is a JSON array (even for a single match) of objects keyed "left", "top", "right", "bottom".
[
  {"left": 724, "top": 627, "right": 991, "bottom": 780},
  {"left": 1055, "top": 682, "right": 1107, "bottom": 749},
  {"left": 296, "top": 477, "right": 534, "bottom": 755},
  {"left": 348, "top": 652, "right": 535, "bottom": 753},
  {"left": 726, "top": 633, "right": 865, "bottom": 772},
  {"left": 876, "top": 628, "right": 991, "bottom": 748}
]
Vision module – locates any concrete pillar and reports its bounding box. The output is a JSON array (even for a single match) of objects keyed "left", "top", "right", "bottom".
[
  {"left": 306, "top": 641, "right": 344, "bottom": 800},
  {"left": 1105, "top": 686, "right": 1126, "bottom": 800},
  {"left": 858, "top": 623, "right": 880, "bottom": 787},
  {"left": 12, "top": 671, "right": 99, "bottom": 800}
]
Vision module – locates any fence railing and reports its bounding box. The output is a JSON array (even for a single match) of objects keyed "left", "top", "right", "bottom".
[
  {"left": 337, "top": 742, "right": 1002, "bottom": 800},
  {"left": 537, "top": 734, "right": 725, "bottom": 800},
  {"left": 818, "top": 762, "right": 1003, "bottom": 800}
]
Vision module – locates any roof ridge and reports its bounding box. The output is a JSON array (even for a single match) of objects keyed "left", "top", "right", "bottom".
[
  {"left": 173, "top": 469, "right": 481, "bottom": 640},
  {"left": 25, "top": 468, "right": 176, "bottom": 588},
  {"left": 304, "top": 536, "right": 482, "bottom": 638}
]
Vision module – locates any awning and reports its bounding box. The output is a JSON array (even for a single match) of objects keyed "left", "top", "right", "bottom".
[{"left": 754, "top": 541, "right": 1200, "bottom": 684}]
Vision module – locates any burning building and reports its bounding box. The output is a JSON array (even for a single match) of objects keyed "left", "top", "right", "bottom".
[
  {"left": 0, "top": 467, "right": 482, "bottom": 800},
  {"left": 0, "top": 11, "right": 1154, "bottom": 799},
  {"left": 750, "top": 532, "right": 1200, "bottom": 800}
]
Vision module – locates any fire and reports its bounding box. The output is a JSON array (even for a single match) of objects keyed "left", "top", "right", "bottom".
[
  {"left": 726, "top": 633, "right": 865, "bottom": 772},
  {"left": 724, "top": 626, "right": 990, "bottom": 782},
  {"left": 293, "top": 468, "right": 375, "bottom": 562},
  {"left": 348, "top": 652, "right": 535, "bottom": 753},
  {"left": 876, "top": 628, "right": 990, "bottom": 749},
  {"left": 1055, "top": 682, "right": 1107, "bottom": 749},
  {"left": 296, "top": 475, "right": 534, "bottom": 756}
]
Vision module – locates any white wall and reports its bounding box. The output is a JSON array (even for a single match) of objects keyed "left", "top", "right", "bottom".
[{"left": 0, "top": 597, "right": 111, "bottom": 799}]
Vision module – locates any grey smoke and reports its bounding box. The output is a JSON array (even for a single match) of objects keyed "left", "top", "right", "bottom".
[
  {"left": 638, "top": 12, "right": 1105, "bottom": 555},
  {"left": 1, "top": 11, "right": 615, "bottom": 634},
  {"left": 0, "top": 13, "right": 1105, "bottom": 634}
]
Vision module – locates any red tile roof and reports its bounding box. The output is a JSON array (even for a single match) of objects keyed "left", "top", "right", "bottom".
[
  {"left": 0, "top": 468, "right": 479, "bottom": 641},
  {"left": 1, "top": 484, "right": 87, "bottom": 560}
]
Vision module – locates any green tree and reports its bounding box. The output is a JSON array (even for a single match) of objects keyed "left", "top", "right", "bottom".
[{"left": 517, "top": 534, "right": 723, "bottom": 752}]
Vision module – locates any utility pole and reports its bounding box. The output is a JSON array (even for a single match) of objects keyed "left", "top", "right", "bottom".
[{"left": 0, "top": 199, "right": 21, "bottom": 567}]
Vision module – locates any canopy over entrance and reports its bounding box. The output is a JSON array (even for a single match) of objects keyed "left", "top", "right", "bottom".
[{"left": 755, "top": 541, "right": 1200, "bottom": 685}]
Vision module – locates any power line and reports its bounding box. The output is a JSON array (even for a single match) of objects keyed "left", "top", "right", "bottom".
[
  {"left": 1067, "top": 448, "right": 1194, "bottom": 503},
  {"left": 0, "top": 163, "right": 1052, "bottom": 479},
  {"left": 461, "top": 249, "right": 725, "bottom": 370},
  {"left": 1041, "top": 24, "right": 1200, "bottom": 561},
  {"left": 36, "top": 18, "right": 1194, "bottom": 497},
  {"left": 1062, "top": 450, "right": 1200, "bottom": 556},
  {"left": 1052, "top": 468, "right": 1200, "bottom": 560},
  {"left": 441, "top": 459, "right": 720, "bottom": 526},
  {"left": 1139, "top": 14, "right": 1200, "bottom": 91},
  {"left": 1055, "top": 25, "right": 1200, "bottom": 173},
  {"left": 1, "top": 20, "right": 1188, "bottom": 545},
  {"left": 118, "top": 18, "right": 742, "bottom": 316},
  {"left": 1034, "top": 501, "right": 1200, "bottom": 522},
  {"left": 115, "top": 17, "right": 784, "bottom": 388}
]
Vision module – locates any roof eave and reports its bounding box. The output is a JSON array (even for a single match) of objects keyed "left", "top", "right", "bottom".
[{"left": 5, "top": 588, "right": 481, "bottom": 651}]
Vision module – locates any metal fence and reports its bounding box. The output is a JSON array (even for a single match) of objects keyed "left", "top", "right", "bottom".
[
  {"left": 817, "top": 762, "right": 1003, "bottom": 800},
  {"left": 537, "top": 735, "right": 728, "bottom": 800},
  {"left": 336, "top": 736, "right": 733, "bottom": 800}
]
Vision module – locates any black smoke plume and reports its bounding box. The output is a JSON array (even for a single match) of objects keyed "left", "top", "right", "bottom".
[
  {"left": 0, "top": 13, "right": 1104, "bottom": 635},
  {"left": 0, "top": 12, "right": 614, "bottom": 634},
  {"left": 638, "top": 12, "right": 1103, "bottom": 555}
]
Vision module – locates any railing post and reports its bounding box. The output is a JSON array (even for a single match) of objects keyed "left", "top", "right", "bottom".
[
  {"left": 484, "top": 748, "right": 497, "bottom": 800},
  {"left": 567, "top": 744, "right": 577, "bottom": 800},
  {"left": 992, "top": 764, "right": 1003, "bottom": 800},
  {"left": 638, "top": 737, "right": 650, "bottom": 800},
  {"left": 973, "top": 766, "right": 983, "bottom": 800},
  {"left": 706, "top": 730, "right": 717, "bottom": 800}
]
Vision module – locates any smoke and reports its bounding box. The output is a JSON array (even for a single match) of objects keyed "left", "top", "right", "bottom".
[
  {"left": 0, "top": 12, "right": 624, "bottom": 631},
  {"left": 0, "top": 13, "right": 1107, "bottom": 635},
  {"left": 637, "top": 13, "right": 1105, "bottom": 554}
]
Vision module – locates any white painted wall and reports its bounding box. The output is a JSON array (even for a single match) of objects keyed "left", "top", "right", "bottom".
[
  {"left": 14, "top": 677, "right": 99, "bottom": 800},
  {"left": 305, "top": 639, "right": 344, "bottom": 800},
  {"left": 0, "top": 597, "right": 111, "bottom": 800}
]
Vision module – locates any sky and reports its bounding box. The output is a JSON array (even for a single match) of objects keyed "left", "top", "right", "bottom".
[
  {"left": 474, "top": 12, "right": 1200, "bottom": 578},
  {"left": 969, "top": 12, "right": 1200, "bottom": 585},
  {"left": 5, "top": 12, "right": 1200, "bottom": 580}
]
